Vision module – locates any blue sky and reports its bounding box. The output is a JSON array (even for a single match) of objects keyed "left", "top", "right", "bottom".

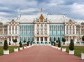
[{"left": 0, "top": 0, "right": 84, "bottom": 20}]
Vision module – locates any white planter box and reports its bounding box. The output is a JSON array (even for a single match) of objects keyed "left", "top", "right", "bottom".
[
  {"left": 14, "top": 48, "right": 18, "bottom": 52},
  {"left": 3, "top": 50, "right": 9, "bottom": 54},
  {"left": 27, "top": 46, "right": 29, "bottom": 48},
  {"left": 24, "top": 46, "right": 27, "bottom": 49},
  {"left": 58, "top": 47, "right": 61, "bottom": 50},
  {"left": 69, "top": 50, "right": 74, "bottom": 54},
  {"left": 81, "top": 53, "right": 84, "bottom": 60},
  {"left": 55, "top": 47, "right": 58, "bottom": 49},
  {"left": 27, "top": 46, "right": 30, "bottom": 48},
  {"left": 62, "top": 48, "right": 66, "bottom": 52},
  {"left": 20, "top": 47, "right": 23, "bottom": 50}
]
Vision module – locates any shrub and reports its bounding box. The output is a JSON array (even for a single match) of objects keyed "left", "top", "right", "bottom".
[
  {"left": 62, "top": 37, "right": 66, "bottom": 45},
  {"left": 27, "top": 41, "right": 29, "bottom": 46},
  {"left": 9, "top": 42, "right": 11, "bottom": 45},
  {"left": 58, "top": 38, "right": 61, "bottom": 47},
  {"left": 69, "top": 39, "right": 74, "bottom": 50},
  {"left": 19, "top": 41, "right": 23, "bottom": 47},
  {"left": 23, "top": 40, "right": 26, "bottom": 43},
  {"left": 3, "top": 40, "right": 8, "bottom": 50},
  {"left": 13, "top": 39, "right": 17, "bottom": 45},
  {"left": 82, "top": 36, "right": 84, "bottom": 41}
]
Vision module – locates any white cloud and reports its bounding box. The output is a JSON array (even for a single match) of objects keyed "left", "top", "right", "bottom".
[
  {"left": 72, "top": 3, "right": 84, "bottom": 16},
  {"left": 0, "top": 0, "right": 84, "bottom": 20},
  {"left": 0, "top": 12, "right": 11, "bottom": 16},
  {"left": 0, "top": 6, "right": 10, "bottom": 10},
  {"left": 48, "top": 0, "right": 65, "bottom": 6},
  {"left": 21, "top": 8, "right": 39, "bottom": 13},
  {"left": 0, "top": 0, "right": 37, "bottom": 8}
]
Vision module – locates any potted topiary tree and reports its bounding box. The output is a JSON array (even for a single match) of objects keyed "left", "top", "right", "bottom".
[
  {"left": 23, "top": 40, "right": 27, "bottom": 49},
  {"left": 69, "top": 39, "right": 74, "bottom": 54},
  {"left": 13, "top": 39, "right": 18, "bottom": 46},
  {"left": 19, "top": 41, "right": 23, "bottom": 50},
  {"left": 58, "top": 37, "right": 61, "bottom": 50},
  {"left": 62, "top": 37, "right": 66, "bottom": 45},
  {"left": 27, "top": 41, "right": 30, "bottom": 48},
  {"left": 82, "top": 36, "right": 84, "bottom": 42},
  {"left": 13, "top": 39, "right": 18, "bottom": 52},
  {"left": 3, "top": 40, "right": 9, "bottom": 54},
  {"left": 61, "top": 37, "right": 66, "bottom": 52},
  {"left": 81, "top": 36, "right": 84, "bottom": 59},
  {"left": 9, "top": 41, "right": 11, "bottom": 46},
  {"left": 27, "top": 41, "right": 29, "bottom": 46},
  {"left": 23, "top": 40, "right": 26, "bottom": 44}
]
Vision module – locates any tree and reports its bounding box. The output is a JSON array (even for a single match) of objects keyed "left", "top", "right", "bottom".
[
  {"left": 69, "top": 39, "right": 74, "bottom": 50},
  {"left": 62, "top": 37, "right": 66, "bottom": 45},
  {"left": 13, "top": 39, "right": 17, "bottom": 45},
  {"left": 58, "top": 38, "right": 61, "bottom": 47},
  {"left": 82, "top": 36, "right": 84, "bottom": 42},
  {"left": 37, "top": 42, "right": 39, "bottom": 44},
  {"left": 9, "top": 42, "right": 11, "bottom": 45},
  {"left": 23, "top": 40, "right": 26, "bottom": 43},
  {"left": 19, "top": 41, "right": 23, "bottom": 47},
  {"left": 3, "top": 40, "right": 8, "bottom": 50},
  {"left": 27, "top": 41, "right": 29, "bottom": 46},
  {"left": 56, "top": 40, "right": 58, "bottom": 43}
]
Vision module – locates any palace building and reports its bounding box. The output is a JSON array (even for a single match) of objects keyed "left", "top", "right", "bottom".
[{"left": 0, "top": 11, "right": 84, "bottom": 45}]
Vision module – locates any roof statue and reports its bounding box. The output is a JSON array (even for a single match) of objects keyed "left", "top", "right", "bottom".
[{"left": 39, "top": 14, "right": 44, "bottom": 22}]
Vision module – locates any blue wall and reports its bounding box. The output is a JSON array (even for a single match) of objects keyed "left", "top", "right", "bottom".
[
  {"left": 49, "top": 24, "right": 64, "bottom": 41},
  {"left": 19, "top": 24, "right": 34, "bottom": 42}
]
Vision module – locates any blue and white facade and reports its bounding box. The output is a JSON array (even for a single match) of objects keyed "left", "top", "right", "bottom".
[{"left": 0, "top": 12, "right": 84, "bottom": 45}]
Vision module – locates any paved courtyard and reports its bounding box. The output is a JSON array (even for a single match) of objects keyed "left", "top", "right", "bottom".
[{"left": 0, "top": 46, "right": 84, "bottom": 62}]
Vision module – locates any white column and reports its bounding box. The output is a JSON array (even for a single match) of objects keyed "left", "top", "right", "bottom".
[
  {"left": 80, "top": 26, "right": 81, "bottom": 35},
  {"left": 11, "top": 36, "right": 13, "bottom": 44},
  {"left": 48, "top": 37, "right": 49, "bottom": 42},
  {"left": 39, "top": 37, "right": 40, "bottom": 42},
  {"left": 17, "top": 26, "right": 19, "bottom": 34},
  {"left": 68, "top": 26, "right": 69, "bottom": 34},
  {"left": 7, "top": 38, "right": 9, "bottom": 44},
  {"left": 34, "top": 24, "right": 37, "bottom": 36},
  {"left": 47, "top": 24, "right": 49, "bottom": 36},
  {"left": 68, "top": 36, "right": 70, "bottom": 42},
  {"left": 43, "top": 37, "right": 45, "bottom": 42},
  {"left": 75, "top": 25, "right": 76, "bottom": 34},
  {"left": 14, "top": 36, "right": 15, "bottom": 39},
  {"left": 11, "top": 26, "right": 12, "bottom": 35},
  {"left": 74, "top": 37, "right": 77, "bottom": 43},
  {"left": 71, "top": 26, "right": 72, "bottom": 34},
  {"left": 8, "top": 25, "right": 9, "bottom": 35},
  {"left": 34, "top": 37, "right": 36, "bottom": 43},
  {"left": 3, "top": 27, "right": 4, "bottom": 34},
  {"left": 14, "top": 26, "right": 15, "bottom": 34},
  {"left": 65, "top": 25, "right": 66, "bottom": 34},
  {"left": 17, "top": 36, "right": 19, "bottom": 45}
]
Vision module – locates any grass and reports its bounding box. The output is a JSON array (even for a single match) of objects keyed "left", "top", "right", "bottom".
[
  {"left": 62, "top": 46, "right": 84, "bottom": 57},
  {"left": 0, "top": 46, "right": 19, "bottom": 56}
]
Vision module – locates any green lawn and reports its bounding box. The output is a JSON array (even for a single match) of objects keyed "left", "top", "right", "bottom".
[
  {"left": 62, "top": 46, "right": 84, "bottom": 57},
  {"left": 0, "top": 46, "right": 19, "bottom": 56}
]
